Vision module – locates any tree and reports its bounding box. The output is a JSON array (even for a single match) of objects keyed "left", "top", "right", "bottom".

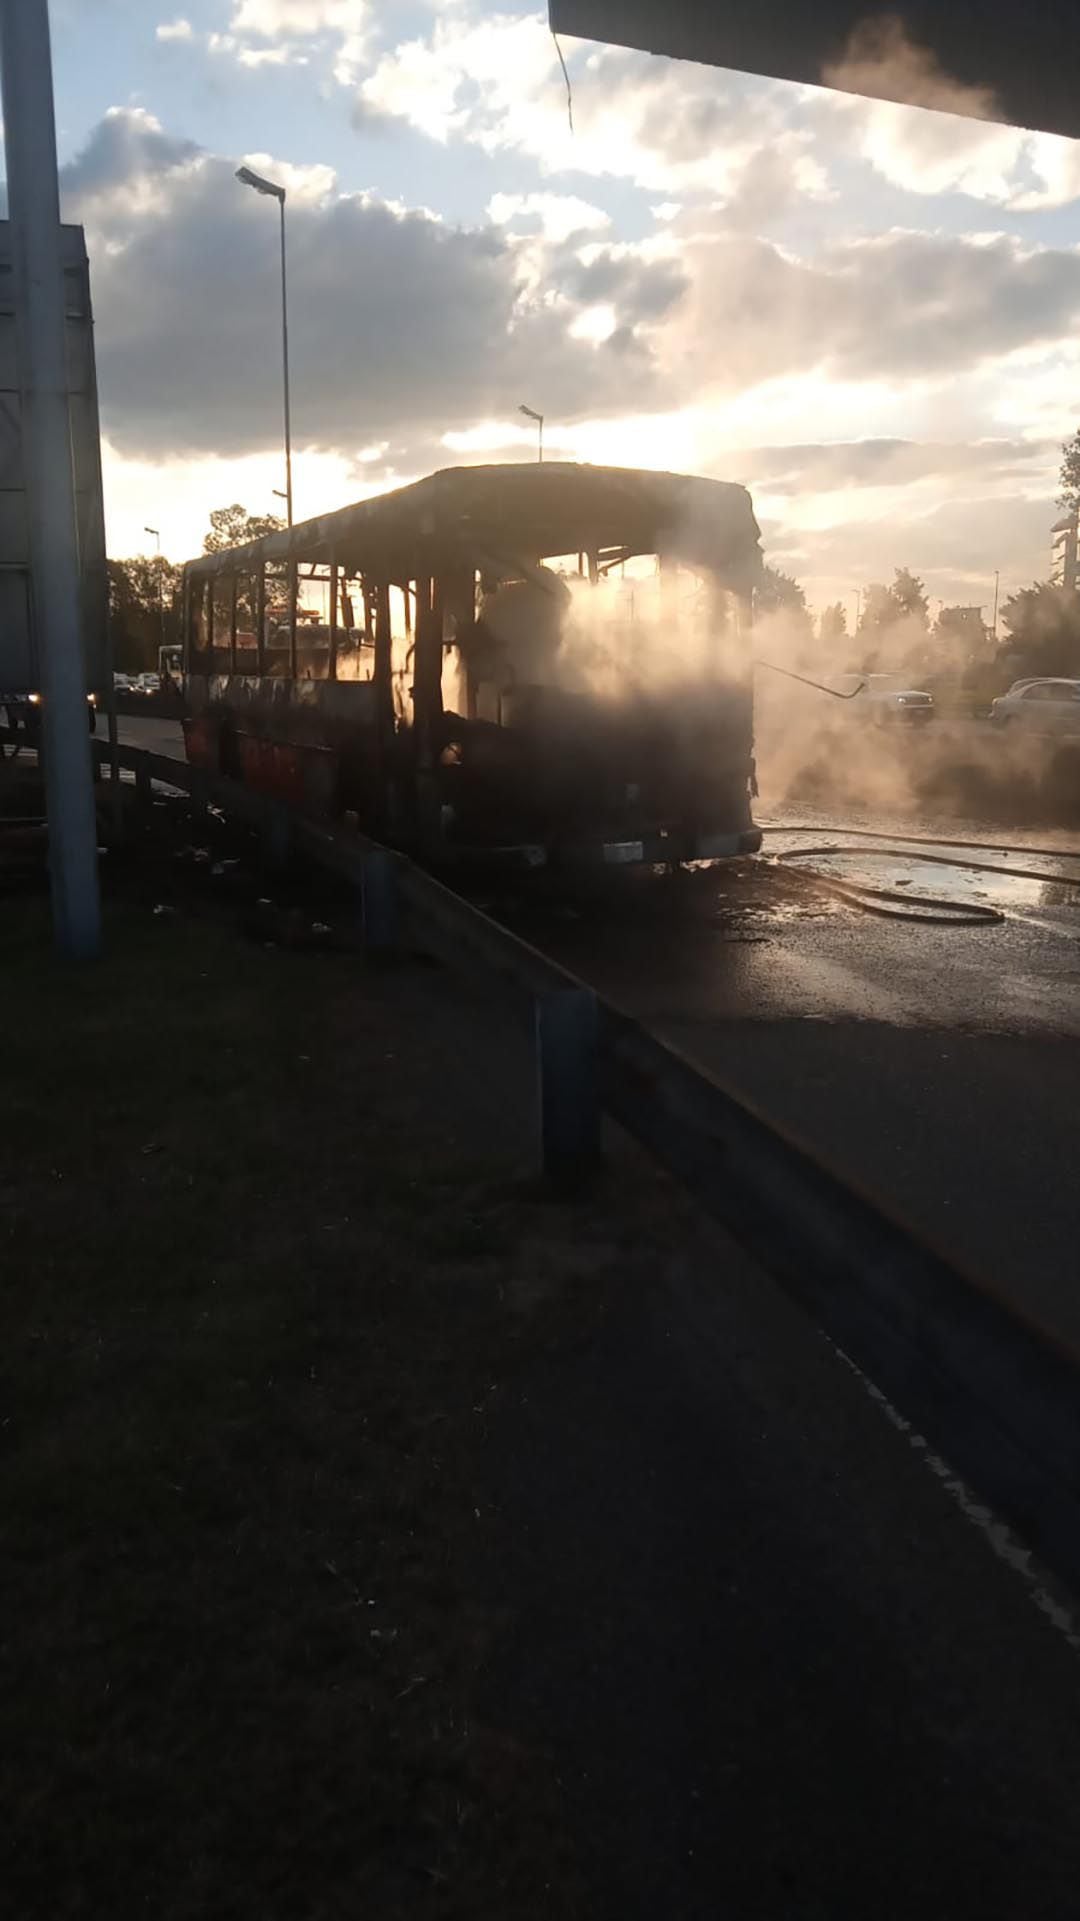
[
  {"left": 756, "top": 564, "right": 808, "bottom": 619},
  {"left": 1000, "top": 582, "right": 1080, "bottom": 679},
  {"left": 203, "top": 503, "right": 284, "bottom": 555},
  {"left": 818, "top": 602, "right": 847, "bottom": 645},
  {"left": 891, "top": 567, "right": 929, "bottom": 629},
  {"left": 856, "top": 582, "right": 897, "bottom": 638},
  {"left": 754, "top": 564, "right": 814, "bottom": 671},
  {"left": 933, "top": 604, "right": 989, "bottom": 673},
  {"left": 1059, "top": 428, "right": 1080, "bottom": 513},
  {"left": 108, "top": 553, "right": 183, "bottom": 673},
  {"left": 856, "top": 570, "right": 930, "bottom": 670}
]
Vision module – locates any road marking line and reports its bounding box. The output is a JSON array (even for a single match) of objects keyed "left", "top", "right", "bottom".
[{"left": 834, "top": 1346, "right": 1080, "bottom": 1655}]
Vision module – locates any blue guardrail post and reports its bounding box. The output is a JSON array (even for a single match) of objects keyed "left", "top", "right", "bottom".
[
  {"left": 362, "top": 848, "right": 400, "bottom": 956},
  {"left": 261, "top": 801, "right": 292, "bottom": 873},
  {"left": 536, "top": 986, "right": 601, "bottom": 1192}
]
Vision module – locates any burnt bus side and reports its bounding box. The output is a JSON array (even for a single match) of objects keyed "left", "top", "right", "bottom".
[{"left": 184, "top": 671, "right": 385, "bottom": 821}]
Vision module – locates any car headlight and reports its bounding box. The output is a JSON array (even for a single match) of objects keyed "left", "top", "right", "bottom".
[{"left": 28, "top": 691, "right": 41, "bottom": 705}]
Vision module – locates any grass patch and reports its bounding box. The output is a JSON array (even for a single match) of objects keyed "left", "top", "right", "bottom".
[{"left": 1, "top": 894, "right": 608, "bottom": 1918}]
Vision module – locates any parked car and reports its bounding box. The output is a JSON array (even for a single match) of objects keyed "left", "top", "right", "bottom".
[
  {"left": 989, "top": 678, "right": 1080, "bottom": 732},
  {"left": 112, "top": 671, "right": 133, "bottom": 692},
  {"left": 133, "top": 672, "right": 161, "bottom": 696},
  {"left": 832, "top": 672, "right": 935, "bottom": 722}
]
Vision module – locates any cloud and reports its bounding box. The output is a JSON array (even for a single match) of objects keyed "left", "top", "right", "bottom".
[
  {"left": 193, "top": 0, "right": 371, "bottom": 84},
  {"left": 231, "top": 0, "right": 367, "bottom": 31},
  {"left": 774, "top": 490, "right": 1054, "bottom": 610},
  {"left": 735, "top": 439, "right": 1056, "bottom": 495},
  {"left": 155, "top": 16, "right": 193, "bottom": 42},
  {"left": 487, "top": 192, "right": 610, "bottom": 244},
  {"left": 60, "top": 107, "right": 199, "bottom": 215},
  {"left": 62, "top": 106, "right": 1080, "bottom": 493},
  {"left": 63, "top": 93, "right": 1077, "bottom": 604},
  {"left": 839, "top": 98, "right": 1080, "bottom": 209},
  {"left": 662, "top": 221, "right": 1080, "bottom": 394},
  {"left": 359, "top": 11, "right": 831, "bottom": 205},
  {"left": 63, "top": 111, "right": 678, "bottom": 463},
  {"left": 815, "top": 22, "right": 1080, "bottom": 211}
]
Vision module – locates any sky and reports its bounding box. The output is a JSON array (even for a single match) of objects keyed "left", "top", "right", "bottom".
[{"left": 34, "top": 0, "right": 1080, "bottom": 614}]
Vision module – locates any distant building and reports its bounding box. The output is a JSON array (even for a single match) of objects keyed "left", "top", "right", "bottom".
[{"left": 1051, "top": 511, "right": 1079, "bottom": 593}]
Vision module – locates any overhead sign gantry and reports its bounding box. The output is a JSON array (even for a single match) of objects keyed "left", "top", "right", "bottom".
[{"left": 548, "top": 3, "right": 1080, "bottom": 140}]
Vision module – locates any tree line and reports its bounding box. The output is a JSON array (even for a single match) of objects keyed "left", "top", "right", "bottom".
[
  {"left": 758, "top": 426, "right": 1080, "bottom": 691},
  {"left": 107, "top": 505, "right": 283, "bottom": 673},
  {"left": 757, "top": 563, "right": 993, "bottom": 676}
]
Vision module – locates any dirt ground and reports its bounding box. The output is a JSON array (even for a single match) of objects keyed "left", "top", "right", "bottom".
[{"left": 0, "top": 808, "right": 687, "bottom": 1919}]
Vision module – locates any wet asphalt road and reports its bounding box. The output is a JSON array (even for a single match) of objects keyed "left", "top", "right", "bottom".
[
  {"left": 492, "top": 807, "right": 1080, "bottom": 1350},
  {"left": 484, "top": 1209, "right": 1080, "bottom": 1920},
  {"left": 113, "top": 713, "right": 186, "bottom": 758},
  {"left": 118, "top": 714, "right": 1080, "bottom": 1347}
]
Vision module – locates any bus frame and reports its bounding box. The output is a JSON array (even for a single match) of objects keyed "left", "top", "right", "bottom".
[{"left": 182, "top": 461, "right": 764, "bottom": 870}]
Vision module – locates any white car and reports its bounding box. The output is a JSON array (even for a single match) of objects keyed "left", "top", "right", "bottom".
[
  {"left": 832, "top": 672, "right": 935, "bottom": 722},
  {"left": 989, "top": 678, "right": 1080, "bottom": 732}
]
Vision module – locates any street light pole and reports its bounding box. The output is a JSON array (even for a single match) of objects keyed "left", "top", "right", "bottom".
[
  {"left": 278, "top": 192, "right": 293, "bottom": 527},
  {"left": 992, "top": 569, "right": 1000, "bottom": 640},
  {"left": 519, "top": 403, "right": 544, "bottom": 463},
  {"left": 236, "top": 165, "right": 293, "bottom": 527},
  {"left": 0, "top": 0, "right": 101, "bottom": 958},
  {"left": 145, "top": 526, "right": 165, "bottom": 665}
]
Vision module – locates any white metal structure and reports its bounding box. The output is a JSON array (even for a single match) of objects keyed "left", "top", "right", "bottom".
[{"left": 0, "top": 0, "right": 101, "bottom": 957}]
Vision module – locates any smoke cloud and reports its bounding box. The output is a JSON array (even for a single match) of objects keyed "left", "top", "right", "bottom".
[
  {"left": 754, "top": 608, "right": 1080, "bottom": 827},
  {"left": 822, "top": 15, "right": 1000, "bottom": 121}
]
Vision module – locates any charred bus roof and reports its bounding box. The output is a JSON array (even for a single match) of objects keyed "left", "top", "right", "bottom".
[{"left": 184, "top": 462, "right": 762, "bottom": 594}]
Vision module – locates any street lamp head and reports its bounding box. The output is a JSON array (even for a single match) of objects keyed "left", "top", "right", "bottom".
[
  {"left": 236, "top": 164, "right": 286, "bottom": 203},
  {"left": 518, "top": 403, "right": 543, "bottom": 424},
  {"left": 144, "top": 525, "right": 159, "bottom": 537}
]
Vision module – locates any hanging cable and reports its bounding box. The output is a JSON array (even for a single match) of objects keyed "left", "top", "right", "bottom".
[
  {"left": 552, "top": 32, "right": 574, "bottom": 133},
  {"left": 755, "top": 659, "right": 866, "bottom": 698}
]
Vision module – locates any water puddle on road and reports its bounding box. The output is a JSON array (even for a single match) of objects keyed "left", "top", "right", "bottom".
[{"left": 777, "top": 848, "right": 1080, "bottom": 912}]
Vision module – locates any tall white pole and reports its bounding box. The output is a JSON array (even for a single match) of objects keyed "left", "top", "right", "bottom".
[
  {"left": 236, "top": 168, "right": 293, "bottom": 526},
  {"left": 279, "top": 195, "right": 293, "bottom": 527},
  {"left": 1, "top": 0, "right": 100, "bottom": 957},
  {"left": 145, "top": 525, "right": 165, "bottom": 662}
]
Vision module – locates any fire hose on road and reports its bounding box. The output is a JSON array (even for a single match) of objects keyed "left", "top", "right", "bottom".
[
  {"left": 759, "top": 825, "right": 1080, "bottom": 927},
  {"left": 765, "top": 843, "right": 1007, "bottom": 925}
]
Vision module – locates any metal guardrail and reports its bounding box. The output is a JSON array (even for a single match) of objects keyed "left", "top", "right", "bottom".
[{"left": 100, "top": 739, "right": 1080, "bottom": 1598}]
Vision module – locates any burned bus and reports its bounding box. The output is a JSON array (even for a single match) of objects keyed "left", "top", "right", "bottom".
[{"left": 182, "top": 461, "right": 763, "bottom": 868}]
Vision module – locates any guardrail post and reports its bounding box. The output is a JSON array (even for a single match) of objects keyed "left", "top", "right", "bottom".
[
  {"left": 261, "top": 801, "right": 291, "bottom": 872},
  {"left": 361, "top": 848, "right": 399, "bottom": 956},
  {"left": 536, "top": 986, "right": 601, "bottom": 1192}
]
